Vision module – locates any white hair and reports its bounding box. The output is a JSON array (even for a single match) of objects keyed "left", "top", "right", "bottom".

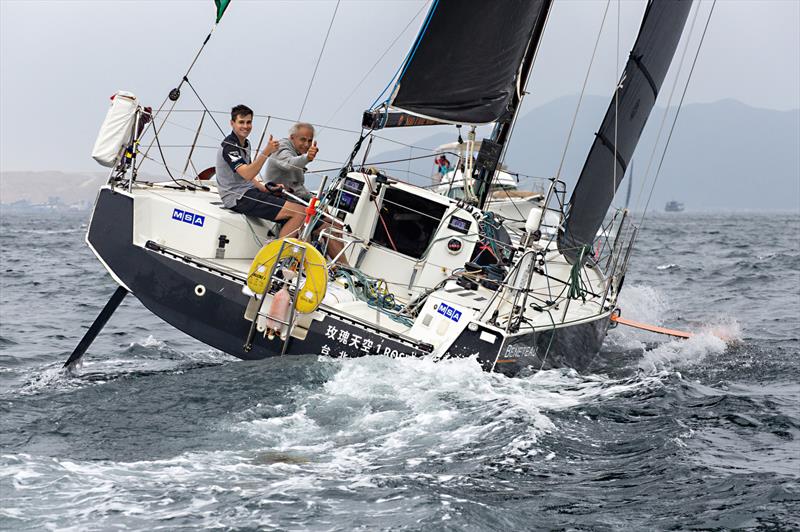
[{"left": 289, "top": 122, "right": 315, "bottom": 137}]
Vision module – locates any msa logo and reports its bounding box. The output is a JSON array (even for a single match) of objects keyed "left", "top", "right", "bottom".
[
  {"left": 171, "top": 208, "right": 205, "bottom": 227},
  {"left": 436, "top": 303, "right": 462, "bottom": 323}
]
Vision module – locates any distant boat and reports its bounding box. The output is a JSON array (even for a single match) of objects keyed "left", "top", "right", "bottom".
[{"left": 665, "top": 200, "right": 685, "bottom": 212}]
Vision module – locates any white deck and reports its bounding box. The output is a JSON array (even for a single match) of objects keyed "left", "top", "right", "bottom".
[{"left": 124, "top": 180, "right": 613, "bottom": 351}]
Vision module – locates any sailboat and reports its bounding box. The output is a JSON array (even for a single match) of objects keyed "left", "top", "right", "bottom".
[{"left": 66, "top": 0, "right": 697, "bottom": 376}]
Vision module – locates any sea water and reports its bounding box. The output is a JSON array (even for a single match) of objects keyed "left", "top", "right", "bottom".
[{"left": 1, "top": 210, "right": 798, "bottom": 530}]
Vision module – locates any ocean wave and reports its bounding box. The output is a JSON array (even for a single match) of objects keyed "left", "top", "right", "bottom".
[
  {"left": 5, "top": 228, "right": 84, "bottom": 235},
  {"left": 11, "top": 342, "right": 231, "bottom": 397},
  {"left": 0, "top": 335, "right": 19, "bottom": 348},
  {"left": 638, "top": 331, "right": 732, "bottom": 373}
]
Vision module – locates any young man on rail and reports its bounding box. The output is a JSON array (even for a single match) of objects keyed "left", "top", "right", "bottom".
[
  {"left": 215, "top": 105, "right": 348, "bottom": 264},
  {"left": 215, "top": 104, "right": 306, "bottom": 239}
]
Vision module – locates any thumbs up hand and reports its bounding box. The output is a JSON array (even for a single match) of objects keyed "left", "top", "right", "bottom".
[
  {"left": 307, "top": 140, "right": 318, "bottom": 162},
  {"left": 262, "top": 134, "right": 279, "bottom": 157}
]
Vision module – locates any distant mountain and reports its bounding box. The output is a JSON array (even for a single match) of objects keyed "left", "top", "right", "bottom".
[
  {"left": 369, "top": 97, "right": 800, "bottom": 211},
  {"left": 0, "top": 171, "right": 107, "bottom": 207},
  {"left": 2, "top": 99, "right": 797, "bottom": 212}
]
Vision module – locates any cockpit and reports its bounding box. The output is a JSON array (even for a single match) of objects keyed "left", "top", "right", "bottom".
[{"left": 328, "top": 172, "right": 479, "bottom": 298}]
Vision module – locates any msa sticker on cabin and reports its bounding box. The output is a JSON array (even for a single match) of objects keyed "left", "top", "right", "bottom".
[
  {"left": 436, "top": 303, "right": 462, "bottom": 323},
  {"left": 172, "top": 209, "right": 205, "bottom": 228}
]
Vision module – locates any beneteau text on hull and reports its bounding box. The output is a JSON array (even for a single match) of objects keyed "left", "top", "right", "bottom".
[{"left": 68, "top": 0, "right": 696, "bottom": 375}]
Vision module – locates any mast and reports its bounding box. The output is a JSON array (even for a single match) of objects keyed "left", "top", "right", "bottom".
[
  {"left": 625, "top": 159, "right": 633, "bottom": 209},
  {"left": 474, "top": 0, "right": 552, "bottom": 209}
]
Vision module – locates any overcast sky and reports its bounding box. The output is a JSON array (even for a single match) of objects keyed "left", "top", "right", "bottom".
[{"left": 1, "top": 0, "right": 798, "bottom": 174}]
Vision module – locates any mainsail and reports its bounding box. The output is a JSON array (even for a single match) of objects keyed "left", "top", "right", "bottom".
[
  {"left": 559, "top": 0, "right": 693, "bottom": 263},
  {"left": 372, "top": 0, "right": 551, "bottom": 126}
]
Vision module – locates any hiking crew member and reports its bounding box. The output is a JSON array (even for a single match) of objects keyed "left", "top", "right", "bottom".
[
  {"left": 216, "top": 105, "right": 306, "bottom": 239},
  {"left": 266, "top": 122, "right": 318, "bottom": 201},
  {"left": 217, "top": 107, "right": 348, "bottom": 264}
]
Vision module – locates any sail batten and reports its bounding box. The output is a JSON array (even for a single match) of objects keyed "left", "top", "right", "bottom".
[
  {"left": 376, "top": 0, "right": 550, "bottom": 127},
  {"left": 631, "top": 54, "right": 659, "bottom": 96},
  {"left": 559, "top": 0, "right": 693, "bottom": 263},
  {"left": 596, "top": 132, "right": 629, "bottom": 172}
]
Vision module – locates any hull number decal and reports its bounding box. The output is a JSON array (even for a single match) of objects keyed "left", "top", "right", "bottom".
[{"left": 172, "top": 208, "right": 205, "bottom": 227}]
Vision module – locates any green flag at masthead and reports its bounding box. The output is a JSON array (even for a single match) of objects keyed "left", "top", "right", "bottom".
[{"left": 214, "top": 0, "right": 231, "bottom": 23}]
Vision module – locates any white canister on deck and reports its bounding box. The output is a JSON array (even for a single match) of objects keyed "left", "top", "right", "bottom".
[
  {"left": 524, "top": 207, "right": 544, "bottom": 235},
  {"left": 91, "top": 91, "right": 139, "bottom": 167}
]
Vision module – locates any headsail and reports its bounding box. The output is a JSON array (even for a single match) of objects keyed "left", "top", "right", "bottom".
[
  {"left": 559, "top": 0, "right": 693, "bottom": 263},
  {"left": 367, "top": 0, "right": 551, "bottom": 127}
]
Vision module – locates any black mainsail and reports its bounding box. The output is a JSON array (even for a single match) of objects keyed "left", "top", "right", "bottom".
[
  {"left": 559, "top": 0, "right": 693, "bottom": 263},
  {"left": 367, "top": 0, "right": 551, "bottom": 127}
]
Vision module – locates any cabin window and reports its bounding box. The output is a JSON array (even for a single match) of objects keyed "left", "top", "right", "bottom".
[
  {"left": 372, "top": 187, "right": 447, "bottom": 259},
  {"left": 446, "top": 188, "right": 465, "bottom": 200}
]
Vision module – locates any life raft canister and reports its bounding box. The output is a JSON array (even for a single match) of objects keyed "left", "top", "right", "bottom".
[{"left": 247, "top": 238, "right": 328, "bottom": 314}]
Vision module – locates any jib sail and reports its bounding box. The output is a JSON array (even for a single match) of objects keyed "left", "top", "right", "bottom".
[{"left": 559, "top": 0, "right": 693, "bottom": 263}]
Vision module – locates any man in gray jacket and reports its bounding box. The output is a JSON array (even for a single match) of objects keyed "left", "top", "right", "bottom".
[
  {"left": 265, "top": 121, "right": 348, "bottom": 265},
  {"left": 266, "top": 122, "right": 318, "bottom": 201}
]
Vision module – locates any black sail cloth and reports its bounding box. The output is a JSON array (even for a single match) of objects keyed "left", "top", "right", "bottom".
[
  {"left": 388, "top": 0, "right": 549, "bottom": 125},
  {"left": 559, "top": 0, "right": 693, "bottom": 263}
]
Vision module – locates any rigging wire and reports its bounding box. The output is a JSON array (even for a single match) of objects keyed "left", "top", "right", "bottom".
[
  {"left": 149, "top": 116, "right": 209, "bottom": 191},
  {"left": 143, "top": 110, "right": 454, "bottom": 189},
  {"left": 137, "top": 24, "right": 219, "bottom": 171},
  {"left": 369, "top": 0, "right": 440, "bottom": 110},
  {"left": 492, "top": 3, "right": 553, "bottom": 168},
  {"left": 317, "top": 1, "right": 431, "bottom": 135},
  {"left": 298, "top": 0, "right": 341, "bottom": 121},
  {"left": 553, "top": 0, "right": 612, "bottom": 182},
  {"left": 633, "top": 0, "right": 703, "bottom": 215},
  {"left": 613, "top": 0, "right": 620, "bottom": 212},
  {"left": 183, "top": 77, "right": 225, "bottom": 135},
  {"left": 639, "top": 0, "right": 716, "bottom": 227},
  {"left": 145, "top": 113, "right": 324, "bottom": 177},
  {"left": 152, "top": 108, "right": 443, "bottom": 163}
]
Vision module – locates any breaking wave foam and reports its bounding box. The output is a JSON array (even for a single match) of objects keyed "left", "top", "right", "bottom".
[
  {"left": 637, "top": 317, "right": 742, "bottom": 373},
  {"left": 606, "top": 284, "right": 742, "bottom": 372},
  {"left": 2, "top": 354, "right": 679, "bottom": 530}
]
